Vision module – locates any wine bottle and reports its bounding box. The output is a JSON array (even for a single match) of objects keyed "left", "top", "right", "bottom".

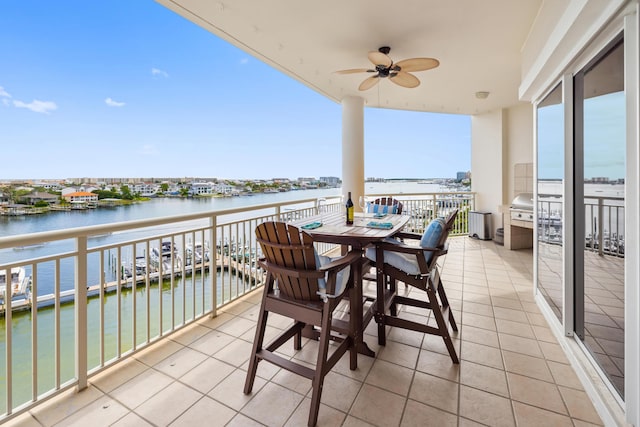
[{"left": 345, "top": 192, "right": 354, "bottom": 225}]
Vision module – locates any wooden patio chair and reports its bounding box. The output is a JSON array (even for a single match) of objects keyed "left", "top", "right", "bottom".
[
  {"left": 367, "top": 197, "right": 403, "bottom": 215},
  {"left": 365, "top": 209, "right": 459, "bottom": 363},
  {"left": 244, "top": 221, "right": 360, "bottom": 427}
]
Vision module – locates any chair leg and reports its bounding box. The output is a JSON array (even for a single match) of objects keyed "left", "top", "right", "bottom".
[
  {"left": 427, "top": 285, "right": 459, "bottom": 364},
  {"left": 436, "top": 277, "right": 458, "bottom": 332},
  {"left": 349, "top": 286, "right": 358, "bottom": 371},
  {"left": 308, "top": 306, "right": 332, "bottom": 427},
  {"left": 376, "top": 264, "right": 387, "bottom": 346},
  {"left": 389, "top": 277, "right": 398, "bottom": 317},
  {"left": 244, "top": 306, "right": 269, "bottom": 394},
  {"left": 295, "top": 326, "right": 303, "bottom": 350}
]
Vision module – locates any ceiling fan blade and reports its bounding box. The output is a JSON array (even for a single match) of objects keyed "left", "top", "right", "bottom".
[
  {"left": 359, "top": 75, "right": 380, "bottom": 91},
  {"left": 335, "top": 68, "right": 373, "bottom": 74},
  {"left": 368, "top": 51, "right": 392, "bottom": 67},
  {"left": 390, "top": 71, "right": 420, "bottom": 88},
  {"left": 395, "top": 58, "right": 440, "bottom": 72}
]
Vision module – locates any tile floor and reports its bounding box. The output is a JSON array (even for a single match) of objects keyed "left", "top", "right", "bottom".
[
  {"left": 538, "top": 241, "right": 625, "bottom": 395},
  {"left": 6, "top": 237, "right": 604, "bottom": 426}
]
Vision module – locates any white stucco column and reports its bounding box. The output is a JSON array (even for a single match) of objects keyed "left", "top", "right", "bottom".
[{"left": 342, "top": 96, "right": 365, "bottom": 210}]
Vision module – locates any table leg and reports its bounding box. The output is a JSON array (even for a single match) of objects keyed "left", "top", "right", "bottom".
[{"left": 353, "top": 253, "right": 375, "bottom": 357}]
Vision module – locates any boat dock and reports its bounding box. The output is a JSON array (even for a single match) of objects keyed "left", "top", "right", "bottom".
[{"left": 0, "top": 256, "right": 263, "bottom": 315}]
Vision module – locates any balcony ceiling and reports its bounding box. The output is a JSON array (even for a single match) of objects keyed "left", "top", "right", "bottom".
[{"left": 157, "top": 0, "right": 542, "bottom": 115}]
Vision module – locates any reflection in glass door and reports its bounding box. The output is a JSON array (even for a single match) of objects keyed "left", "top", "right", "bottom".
[
  {"left": 574, "top": 36, "right": 625, "bottom": 397},
  {"left": 537, "top": 83, "right": 564, "bottom": 322}
]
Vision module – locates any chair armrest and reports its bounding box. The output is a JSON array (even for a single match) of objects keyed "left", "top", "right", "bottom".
[
  {"left": 318, "top": 251, "right": 361, "bottom": 273},
  {"left": 258, "top": 258, "right": 325, "bottom": 280},
  {"left": 376, "top": 241, "right": 442, "bottom": 255},
  {"left": 318, "top": 251, "right": 361, "bottom": 300},
  {"left": 390, "top": 231, "right": 422, "bottom": 241}
]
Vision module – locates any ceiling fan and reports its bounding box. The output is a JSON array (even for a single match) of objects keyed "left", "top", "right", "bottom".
[{"left": 336, "top": 46, "right": 439, "bottom": 91}]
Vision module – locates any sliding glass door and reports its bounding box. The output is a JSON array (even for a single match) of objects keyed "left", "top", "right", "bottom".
[
  {"left": 537, "top": 83, "right": 564, "bottom": 322},
  {"left": 574, "top": 35, "right": 625, "bottom": 397}
]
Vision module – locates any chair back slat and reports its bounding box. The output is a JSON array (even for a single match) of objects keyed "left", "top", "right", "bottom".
[
  {"left": 256, "top": 221, "right": 321, "bottom": 301},
  {"left": 372, "top": 197, "right": 403, "bottom": 214}
]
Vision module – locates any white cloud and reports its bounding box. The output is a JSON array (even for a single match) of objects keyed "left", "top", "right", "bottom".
[
  {"left": 139, "top": 144, "right": 159, "bottom": 156},
  {"left": 105, "top": 97, "right": 126, "bottom": 107},
  {"left": 0, "top": 86, "right": 11, "bottom": 98},
  {"left": 151, "top": 68, "right": 169, "bottom": 78},
  {"left": 13, "top": 99, "right": 58, "bottom": 114},
  {"left": 239, "top": 58, "right": 249, "bottom": 65}
]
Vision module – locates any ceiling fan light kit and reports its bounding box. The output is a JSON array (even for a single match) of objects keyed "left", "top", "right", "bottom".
[{"left": 337, "top": 46, "right": 439, "bottom": 91}]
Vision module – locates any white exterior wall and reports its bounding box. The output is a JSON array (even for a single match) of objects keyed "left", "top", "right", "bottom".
[
  {"left": 471, "top": 109, "right": 506, "bottom": 237},
  {"left": 506, "top": 103, "right": 535, "bottom": 201}
]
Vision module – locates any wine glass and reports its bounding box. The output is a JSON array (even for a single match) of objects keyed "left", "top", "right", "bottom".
[{"left": 359, "top": 195, "right": 368, "bottom": 215}]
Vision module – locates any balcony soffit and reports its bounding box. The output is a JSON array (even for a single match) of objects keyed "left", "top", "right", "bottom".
[{"left": 157, "top": 0, "right": 542, "bottom": 115}]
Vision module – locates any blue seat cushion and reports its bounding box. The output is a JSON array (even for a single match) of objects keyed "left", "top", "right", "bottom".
[
  {"left": 365, "top": 246, "right": 423, "bottom": 275},
  {"left": 315, "top": 253, "right": 351, "bottom": 299},
  {"left": 365, "top": 217, "right": 446, "bottom": 275},
  {"left": 366, "top": 203, "right": 398, "bottom": 215},
  {"left": 420, "top": 217, "right": 446, "bottom": 264}
]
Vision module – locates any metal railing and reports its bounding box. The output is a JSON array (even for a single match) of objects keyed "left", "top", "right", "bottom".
[
  {"left": 538, "top": 194, "right": 624, "bottom": 257},
  {"left": 0, "top": 191, "right": 473, "bottom": 420},
  {"left": 367, "top": 192, "right": 475, "bottom": 236}
]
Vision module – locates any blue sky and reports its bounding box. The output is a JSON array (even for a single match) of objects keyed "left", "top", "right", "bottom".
[
  {"left": 0, "top": 0, "right": 471, "bottom": 181},
  {"left": 538, "top": 91, "right": 625, "bottom": 181}
]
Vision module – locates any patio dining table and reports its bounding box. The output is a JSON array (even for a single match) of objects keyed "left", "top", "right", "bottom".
[{"left": 292, "top": 210, "right": 410, "bottom": 356}]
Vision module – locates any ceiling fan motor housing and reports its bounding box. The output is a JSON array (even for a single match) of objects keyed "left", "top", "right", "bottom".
[{"left": 335, "top": 46, "right": 438, "bottom": 90}]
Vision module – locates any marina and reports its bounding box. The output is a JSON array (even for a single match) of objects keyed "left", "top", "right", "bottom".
[
  {"left": 1, "top": 243, "right": 264, "bottom": 315},
  {"left": 0, "top": 267, "right": 30, "bottom": 301}
]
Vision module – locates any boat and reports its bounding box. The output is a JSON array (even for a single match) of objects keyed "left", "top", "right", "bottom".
[
  {"left": 13, "top": 243, "right": 46, "bottom": 250},
  {"left": 0, "top": 267, "right": 31, "bottom": 300},
  {"left": 185, "top": 242, "right": 210, "bottom": 266},
  {"left": 150, "top": 241, "right": 182, "bottom": 271}
]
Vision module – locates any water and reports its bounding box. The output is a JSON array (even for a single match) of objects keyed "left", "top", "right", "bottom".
[
  {"left": 0, "top": 182, "right": 450, "bottom": 411},
  {"left": 0, "top": 182, "right": 445, "bottom": 288},
  {"left": 0, "top": 181, "right": 445, "bottom": 237}
]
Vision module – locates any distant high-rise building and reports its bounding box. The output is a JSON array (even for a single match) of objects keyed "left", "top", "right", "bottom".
[
  {"left": 319, "top": 176, "right": 340, "bottom": 187},
  {"left": 456, "top": 171, "right": 467, "bottom": 181}
]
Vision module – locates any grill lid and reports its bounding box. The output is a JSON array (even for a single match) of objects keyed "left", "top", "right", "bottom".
[{"left": 511, "top": 193, "right": 533, "bottom": 210}]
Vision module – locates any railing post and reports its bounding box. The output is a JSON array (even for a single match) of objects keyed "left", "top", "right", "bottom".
[
  {"left": 4, "top": 281, "right": 13, "bottom": 414},
  {"left": 210, "top": 215, "right": 217, "bottom": 317},
  {"left": 75, "top": 236, "right": 88, "bottom": 390},
  {"left": 598, "top": 198, "right": 604, "bottom": 257},
  {"left": 432, "top": 194, "right": 438, "bottom": 220}
]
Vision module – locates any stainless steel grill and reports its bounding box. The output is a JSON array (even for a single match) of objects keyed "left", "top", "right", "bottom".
[{"left": 510, "top": 193, "right": 533, "bottom": 221}]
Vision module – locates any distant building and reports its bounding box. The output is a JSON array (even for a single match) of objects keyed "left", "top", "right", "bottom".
[
  {"left": 214, "top": 183, "right": 233, "bottom": 194},
  {"left": 456, "top": 171, "right": 469, "bottom": 181},
  {"left": 33, "top": 181, "right": 62, "bottom": 191},
  {"left": 189, "top": 182, "right": 214, "bottom": 195},
  {"left": 23, "top": 192, "right": 59, "bottom": 205},
  {"left": 130, "top": 182, "right": 159, "bottom": 196},
  {"left": 63, "top": 192, "right": 98, "bottom": 203},
  {"left": 319, "top": 176, "right": 340, "bottom": 187}
]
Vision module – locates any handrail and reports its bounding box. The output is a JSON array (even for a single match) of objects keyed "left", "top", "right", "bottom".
[
  {"left": 0, "top": 197, "right": 328, "bottom": 249},
  {"left": 538, "top": 194, "right": 625, "bottom": 257},
  {"left": 0, "top": 191, "right": 473, "bottom": 420}
]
